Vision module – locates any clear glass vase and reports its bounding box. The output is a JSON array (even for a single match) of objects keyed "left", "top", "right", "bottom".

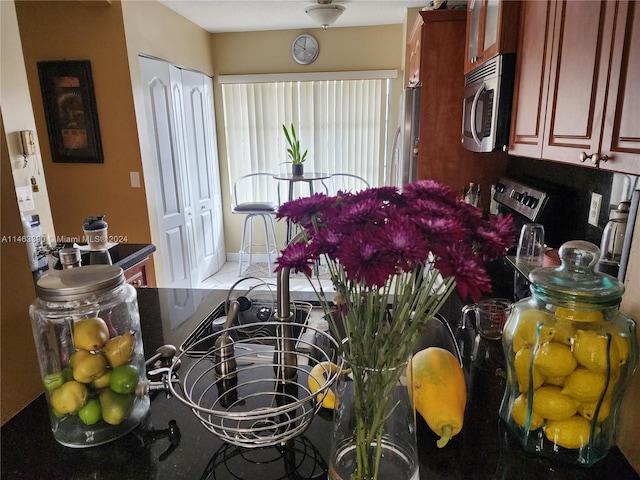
[{"left": 328, "top": 356, "right": 419, "bottom": 480}]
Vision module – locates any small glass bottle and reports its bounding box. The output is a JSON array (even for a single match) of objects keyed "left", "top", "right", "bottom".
[
  {"left": 500, "top": 241, "right": 638, "bottom": 466},
  {"left": 29, "top": 265, "right": 149, "bottom": 447},
  {"left": 314, "top": 318, "right": 334, "bottom": 362}
]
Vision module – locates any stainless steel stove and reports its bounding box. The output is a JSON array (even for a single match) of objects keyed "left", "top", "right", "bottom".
[
  {"left": 493, "top": 177, "right": 549, "bottom": 223},
  {"left": 489, "top": 177, "right": 555, "bottom": 301}
]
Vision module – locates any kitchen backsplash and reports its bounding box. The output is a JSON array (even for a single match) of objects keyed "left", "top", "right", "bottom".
[{"left": 506, "top": 156, "right": 639, "bottom": 247}]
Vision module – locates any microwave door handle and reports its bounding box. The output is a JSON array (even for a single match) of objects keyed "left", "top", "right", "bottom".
[{"left": 470, "top": 84, "right": 484, "bottom": 147}]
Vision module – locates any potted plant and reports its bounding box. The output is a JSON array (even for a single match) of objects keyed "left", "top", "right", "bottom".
[{"left": 282, "top": 123, "right": 307, "bottom": 176}]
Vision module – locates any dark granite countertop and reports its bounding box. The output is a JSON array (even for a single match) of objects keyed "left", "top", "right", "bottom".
[
  {"left": 52, "top": 243, "right": 156, "bottom": 271},
  {"left": 104, "top": 243, "right": 156, "bottom": 271},
  {"left": 2, "top": 287, "right": 638, "bottom": 480}
]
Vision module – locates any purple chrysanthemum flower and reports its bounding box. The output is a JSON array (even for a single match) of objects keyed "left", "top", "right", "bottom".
[
  {"left": 276, "top": 193, "right": 335, "bottom": 227},
  {"left": 332, "top": 197, "right": 388, "bottom": 233},
  {"left": 338, "top": 231, "right": 396, "bottom": 288},
  {"left": 355, "top": 186, "right": 403, "bottom": 204},
  {"left": 489, "top": 214, "right": 516, "bottom": 248},
  {"left": 274, "top": 179, "right": 515, "bottom": 302},
  {"left": 373, "top": 218, "right": 430, "bottom": 271},
  {"left": 274, "top": 242, "right": 316, "bottom": 277},
  {"left": 412, "top": 215, "right": 468, "bottom": 244},
  {"left": 433, "top": 243, "right": 493, "bottom": 301},
  {"left": 403, "top": 180, "right": 459, "bottom": 205},
  {"left": 311, "top": 227, "right": 344, "bottom": 259}
]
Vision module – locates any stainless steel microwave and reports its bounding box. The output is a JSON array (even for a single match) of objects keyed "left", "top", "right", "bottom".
[{"left": 461, "top": 54, "right": 516, "bottom": 152}]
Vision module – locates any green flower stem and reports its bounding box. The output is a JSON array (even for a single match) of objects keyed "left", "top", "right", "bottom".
[
  {"left": 305, "top": 259, "right": 455, "bottom": 480},
  {"left": 277, "top": 179, "right": 512, "bottom": 479},
  {"left": 296, "top": 223, "right": 457, "bottom": 479}
]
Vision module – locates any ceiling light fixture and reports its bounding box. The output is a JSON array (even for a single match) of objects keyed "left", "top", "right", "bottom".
[{"left": 306, "top": 0, "right": 345, "bottom": 30}]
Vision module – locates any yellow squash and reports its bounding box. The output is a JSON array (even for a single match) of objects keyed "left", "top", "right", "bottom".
[
  {"left": 408, "top": 347, "right": 467, "bottom": 448},
  {"left": 308, "top": 361, "right": 341, "bottom": 409}
]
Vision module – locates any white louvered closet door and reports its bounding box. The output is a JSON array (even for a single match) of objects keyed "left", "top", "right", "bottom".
[
  {"left": 181, "top": 69, "right": 225, "bottom": 284},
  {"left": 139, "top": 56, "right": 225, "bottom": 289}
]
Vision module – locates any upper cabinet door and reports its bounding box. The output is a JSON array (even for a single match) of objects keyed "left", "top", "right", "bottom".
[
  {"left": 508, "top": 0, "right": 556, "bottom": 159},
  {"left": 465, "top": 0, "right": 483, "bottom": 70},
  {"left": 510, "top": 0, "right": 639, "bottom": 175},
  {"left": 406, "top": 14, "right": 424, "bottom": 87},
  {"left": 599, "top": 0, "right": 640, "bottom": 174},
  {"left": 464, "top": 0, "right": 521, "bottom": 74},
  {"left": 541, "top": 0, "right": 613, "bottom": 167}
]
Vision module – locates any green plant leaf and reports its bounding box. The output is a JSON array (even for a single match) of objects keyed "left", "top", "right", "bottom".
[{"left": 282, "top": 123, "right": 306, "bottom": 164}]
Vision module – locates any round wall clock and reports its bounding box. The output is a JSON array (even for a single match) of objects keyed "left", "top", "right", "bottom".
[{"left": 291, "top": 34, "right": 319, "bottom": 65}]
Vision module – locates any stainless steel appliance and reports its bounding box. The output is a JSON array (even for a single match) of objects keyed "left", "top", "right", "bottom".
[
  {"left": 493, "top": 177, "right": 548, "bottom": 224},
  {"left": 490, "top": 177, "right": 553, "bottom": 300},
  {"left": 21, "top": 213, "right": 49, "bottom": 281},
  {"left": 618, "top": 189, "right": 639, "bottom": 282},
  {"left": 388, "top": 86, "right": 420, "bottom": 187},
  {"left": 596, "top": 201, "right": 630, "bottom": 277},
  {"left": 462, "top": 54, "right": 516, "bottom": 152}
]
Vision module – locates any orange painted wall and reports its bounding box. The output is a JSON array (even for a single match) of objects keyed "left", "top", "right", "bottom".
[{"left": 15, "top": 0, "right": 151, "bottom": 246}]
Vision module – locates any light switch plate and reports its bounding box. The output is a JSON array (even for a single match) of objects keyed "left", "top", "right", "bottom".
[
  {"left": 16, "top": 185, "right": 35, "bottom": 212},
  {"left": 130, "top": 171, "right": 141, "bottom": 188},
  {"left": 588, "top": 192, "right": 602, "bottom": 226}
]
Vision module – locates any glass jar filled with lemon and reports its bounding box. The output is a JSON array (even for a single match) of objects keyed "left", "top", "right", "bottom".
[
  {"left": 29, "top": 265, "right": 149, "bottom": 447},
  {"left": 500, "top": 241, "right": 637, "bottom": 466}
]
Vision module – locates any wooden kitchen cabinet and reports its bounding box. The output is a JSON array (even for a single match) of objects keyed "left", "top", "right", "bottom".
[
  {"left": 508, "top": 0, "right": 555, "bottom": 159},
  {"left": 406, "top": 13, "right": 423, "bottom": 86},
  {"left": 509, "top": 0, "right": 640, "bottom": 175},
  {"left": 414, "top": 9, "right": 507, "bottom": 206},
  {"left": 124, "top": 257, "right": 152, "bottom": 287},
  {"left": 464, "top": 0, "right": 521, "bottom": 74},
  {"left": 599, "top": 0, "right": 640, "bottom": 174}
]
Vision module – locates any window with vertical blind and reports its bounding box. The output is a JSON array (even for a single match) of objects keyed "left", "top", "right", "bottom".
[{"left": 219, "top": 71, "right": 395, "bottom": 203}]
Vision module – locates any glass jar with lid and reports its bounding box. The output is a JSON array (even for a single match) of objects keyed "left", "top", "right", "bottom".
[
  {"left": 500, "top": 241, "right": 637, "bottom": 466},
  {"left": 29, "top": 265, "right": 149, "bottom": 447}
]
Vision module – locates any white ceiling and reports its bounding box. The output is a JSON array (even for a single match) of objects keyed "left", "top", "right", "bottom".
[{"left": 157, "top": 0, "right": 467, "bottom": 33}]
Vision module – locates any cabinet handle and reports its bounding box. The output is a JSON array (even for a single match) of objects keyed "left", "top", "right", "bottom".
[
  {"left": 579, "top": 152, "right": 609, "bottom": 165},
  {"left": 593, "top": 153, "right": 609, "bottom": 164}
]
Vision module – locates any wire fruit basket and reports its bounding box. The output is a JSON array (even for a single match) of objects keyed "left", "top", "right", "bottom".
[{"left": 167, "top": 321, "right": 343, "bottom": 448}]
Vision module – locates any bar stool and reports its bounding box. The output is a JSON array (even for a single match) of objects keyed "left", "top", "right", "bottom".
[
  {"left": 322, "top": 173, "right": 370, "bottom": 195},
  {"left": 232, "top": 173, "right": 280, "bottom": 276}
]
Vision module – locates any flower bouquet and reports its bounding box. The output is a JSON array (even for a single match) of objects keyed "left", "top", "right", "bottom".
[{"left": 275, "top": 180, "right": 514, "bottom": 480}]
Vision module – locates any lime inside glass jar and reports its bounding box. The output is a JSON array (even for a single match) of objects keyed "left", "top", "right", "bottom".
[
  {"left": 500, "top": 241, "right": 637, "bottom": 467},
  {"left": 29, "top": 265, "right": 149, "bottom": 447}
]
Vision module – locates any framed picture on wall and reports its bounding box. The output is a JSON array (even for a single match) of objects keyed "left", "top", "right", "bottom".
[{"left": 37, "top": 60, "right": 104, "bottom": 163}]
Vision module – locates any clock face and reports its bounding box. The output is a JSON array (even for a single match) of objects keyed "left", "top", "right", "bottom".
[{"left": 292, "top": 34, "right": 319, "bottom": 65}]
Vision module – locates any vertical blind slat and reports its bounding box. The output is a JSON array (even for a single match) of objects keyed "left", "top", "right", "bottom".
[{"left": 221, "top": 78, "right": 387, "bottom": 199}]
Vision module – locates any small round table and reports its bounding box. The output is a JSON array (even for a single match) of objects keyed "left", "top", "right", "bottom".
[{"left": 273, "top": 172, "right": 331, "bottom": 243}]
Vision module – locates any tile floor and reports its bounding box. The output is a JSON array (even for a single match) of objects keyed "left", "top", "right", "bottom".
[{"left": 198, "top": 260, "right": 334, "bottom": 302}]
